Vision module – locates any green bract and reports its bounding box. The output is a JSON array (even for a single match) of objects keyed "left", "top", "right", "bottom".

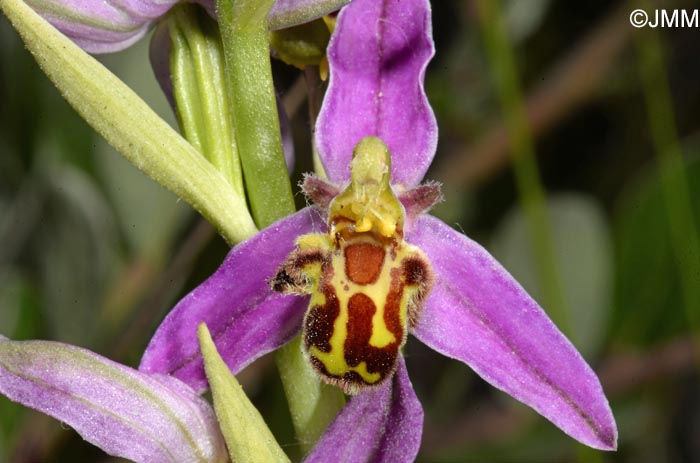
[
  {"left": 198, "top": 324, "right": 290, "bottom": 463},
  {"left": 0, "top": 0, "right": 257, "bottom": 245}
]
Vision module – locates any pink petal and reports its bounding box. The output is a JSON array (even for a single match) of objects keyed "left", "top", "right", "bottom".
[
  {"left": 140, "top": 208, "right": 323, "bottom": 392},
  {"left": 408, "top": 215, "right": 617, "bottom": 450},
  {"left": 0, "top": 336, "right": 227, "bottom": 463},
  {"left": 26, "top": 0, "right": 178, "bottom": 53},
  {"left": 315, "top": 0, "right": 437, "bottom": 188}
]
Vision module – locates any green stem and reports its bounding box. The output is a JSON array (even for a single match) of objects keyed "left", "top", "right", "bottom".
[
  {"left": 475, "top": 0, "right": 569, "bottom": 333},
  {"left": 275, "top": 337, "right": 345, "bottom": 454},
  {"left": 634, "top": 0, "right": 700, "bottom": 358},
  {"left": 216, "top": 0, "right": 295, "bottom": 228}
]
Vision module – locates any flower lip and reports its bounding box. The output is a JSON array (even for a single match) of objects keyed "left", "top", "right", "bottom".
[{"left": 271, "top": 144, "right": 435, "bottom": 394}]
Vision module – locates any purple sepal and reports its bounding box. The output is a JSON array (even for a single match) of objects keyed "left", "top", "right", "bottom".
[
  {"left": 140, "top": 208, "right": 323, "bottom": 392},
  {"left": 26, "top": 0, "right": 178, "bottom": 54},
  {"left": 0, "top": 336, "right": 227, "bottom": 463},
  {"left": 408, "top": 215, "right": 617, "bottom": 450},
  {"left": 315, "top": 0, "right": 437, "bottom": 188},
  {"left": 305, "top": 357, "right": 422, "bottom": 463}
]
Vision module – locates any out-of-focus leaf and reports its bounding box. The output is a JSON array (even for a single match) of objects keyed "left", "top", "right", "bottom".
[
  {"left": 0, "top": 267, "right": 41, "bottom": 342},
  {"left": 503, "top": 0, "right": 552, "bottom": 43},
  {"left": 0, "top": 181, "right": 43, "bottom": 266},
  {"left": 490, "top": 193, "right": 613, "bottom": 356},
  {"left": 0, "top": 273, "right": 37, "bottom": 458},
  {"left": 0, "top": 269, "right": 24, "bottom": 339},
  {"left": 612, "top": 141, "right": 700, "bottom": 345},
  {"left": 32, "top": 165, "right": 120, "bottom": 345}
]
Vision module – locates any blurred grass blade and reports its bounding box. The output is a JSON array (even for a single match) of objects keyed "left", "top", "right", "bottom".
[
  {"left": 475, "top": 0, "right": 568, "bottom": 332},
  {"left": 634, "top": 3, "right": 700, "bottom": 353},
  {"left": 0, "top": 0, "right": 257, "bottom": 245},
  {"left": 198, "top": 323, "right": 290, "bottom": 463}
]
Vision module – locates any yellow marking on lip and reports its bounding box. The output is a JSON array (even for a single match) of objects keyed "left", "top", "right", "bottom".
[
  {"left": 297, "top": 233, "right": 333, "bottom": 251},
  {"left": 309, "top": 346, "right": 382, "bottom": 384},
  {"left": 369, "top": 314, "right": 396, "bottom": 347}
]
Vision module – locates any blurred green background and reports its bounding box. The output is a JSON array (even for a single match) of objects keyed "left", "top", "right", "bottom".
[{"left": 2, "top": 0, "right": 700, "bottom": 461}]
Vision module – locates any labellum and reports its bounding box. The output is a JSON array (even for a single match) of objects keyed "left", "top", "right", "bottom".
[{"left": 272, "top": 137, "right": 432, "bottom": 394}]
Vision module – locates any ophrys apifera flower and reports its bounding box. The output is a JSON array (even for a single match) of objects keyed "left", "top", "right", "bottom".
[{"left": 140, "top": 0, "right": 617, "bottom": 459}]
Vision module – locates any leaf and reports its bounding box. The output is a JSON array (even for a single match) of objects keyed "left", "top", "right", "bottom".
[
  {"left": 612, "top": 140, "right": 700, "bottom": 344},
  {"left": 33, "top": 165, "right": 120, "bottom": 344}
]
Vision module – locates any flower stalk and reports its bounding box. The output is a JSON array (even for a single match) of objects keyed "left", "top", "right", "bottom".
[{"left": 216, "top": 0, "right": 295, "bottom": 229}]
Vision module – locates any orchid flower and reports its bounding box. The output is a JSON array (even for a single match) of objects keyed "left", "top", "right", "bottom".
[
  {"left": 29, "top": 0, "right": 350, "bottom": 54},
  {"left": 139, "top": 0, "right": 618, "bottom": 460}
]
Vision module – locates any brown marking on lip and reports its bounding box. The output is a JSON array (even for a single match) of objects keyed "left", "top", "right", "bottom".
[
  {"left": 271, "top": 248, "right": 328, "bottom": 294},
  {"left": 344, "top": 285, "right": 403, "bottom": 380},
  {"left": 304, "top": 264, "right": 338, "bottom": 353},
  {"left": 308, "top": 357, "right": 377, "bottom": 394},
  {"left": 400, "top": 254, "right": 433, "bottom": 329},
  {"left": 344, "top": 242, "right": 385, "bottom": 285}
]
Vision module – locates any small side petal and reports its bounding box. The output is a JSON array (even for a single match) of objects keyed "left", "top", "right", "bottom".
[
  {"left": 315, "top": 0, "right": 437, "bottom": 188},
  {"left": 26, "top": 0, "right": 178, "bottom": 54},
  {"left": 305, "top": 358, "right": 422, "bottom": 463},
  {"left": 140, "top": 208, "right": 324, "bottom": 392},
  {"left": 0, "top": 336, "right": 227, "bottom": 463},
  {"left": 408, "top": 215, "right": 617, "bottom": 450}
]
